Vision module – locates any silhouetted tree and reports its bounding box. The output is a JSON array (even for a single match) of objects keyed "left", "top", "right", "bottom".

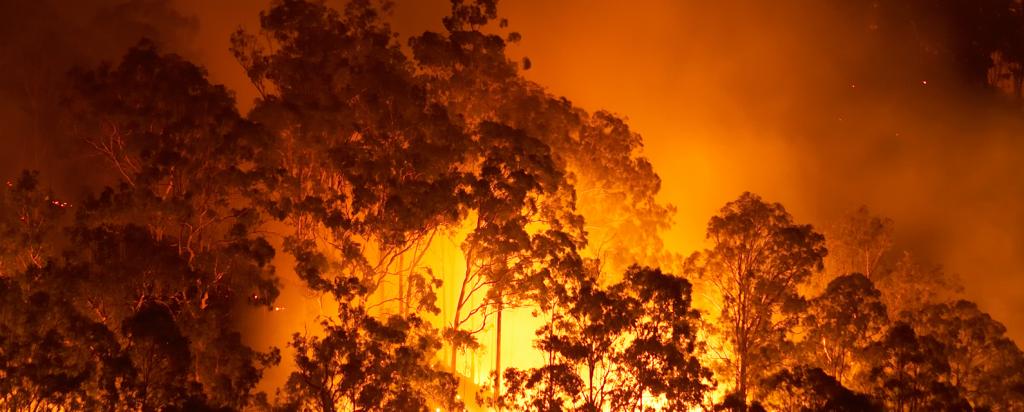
[
  {"left": 875, "top": 251, "right": 963, "bottom": 317},
  {"left": 410, "top": 0, "right": 674, "bottom": 277},
  {"left": 863, "top": 322, "right": 971, "bottom": 411},
  {"left": 411, "top": 2, "right": 674, "bottom": 400},
  {"left": 8, "top": 1, "right": 1024, "bottom": 411},
  {"left": 905, "top": 300, "right": 1024, "bottom": 410},
  {"left": 231, "top": 0, "right": 470, "bottom": 309},
  {"left": 761, "top": 366, "right": 879, "bottom": 411},
  {"left": 500, "top": 265, "right": 712, "bottom": 411},
  {"left": 410, "top": 2, "right": 678, "bottom": 401},
  {"left": 231, "top": 1, "right": 504, "bottom": 407},
  {"left": 446, "top": 121, "right": 584, "bottom": 378},
  {"left": 0, "top": 170, "right": 69, "bottom": 277},
  {"left": 0, "top": 276, "right": 127, "bottom": 410},
  {"left": 819, "top": 207, "right": 962, "bottom": 319},
  {"left": 800, "top": 273, "right": 889, "bottom": 389},
  {"left": 277, "top": 279, "right": 460, "bottom": 412},
  {"left": 60, "top": 41, "right": 281, "bottom": 409},
  {"left": 823, "top": 206, "right": 893, "bottom": 282},
  {"left": 688, "top": 192, "right": 827, "bottom": 402},
  {"left": 714, "top": 392, "right": 766, "bottom": 412}
]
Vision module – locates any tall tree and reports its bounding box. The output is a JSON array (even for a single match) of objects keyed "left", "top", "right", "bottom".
[
  {"left": 688, "top": 192, "right": 827, "bottom": 402},
  {"left": 823, "top": 206, "right": 894, "bottom": 282},
  {"left": 230, "top": 1, "right": 476, "bottom": 409},
  {"left": 0, "top": 275, "right": 129, "bottom": 410},
  {"left": 499, "top": 265, "right": 712, "bottom": 411},
  {"left": 277, "top": 278, "right": 460, "bottom": 412},
  {"left": 0, "top": 170, "right": 69, "bottom": 277},
  {"left": 411, "top": 1, "right": 671, "bottom": 396},
  {"left": 230, "top": 2, "right": 552, "bottom": 408},
  {"left": 231, "top": 0, "right": 473, "bottom": 311},
  {"left": 62, "top": 41, "right": 281, "bottom": 409},
  {"left": 761, "top": 366, "right": 879, "bottom": 412},
  {"left": 905, "top": 300, "right": 1024, "bottom": 410},
  {"left": 863, "top": 322, "right": 971, "bottom": 411},
  {"left": 818, "top": 207, "right": 962, "bottom": 318},
  {"left": 445, "top": 121, "right": 584, "bottom": 379},
  {"left": 876, "top": 251, "right": 963, "bottom": 317},
  {"left": 410, "top": 0, "right": 674, "bottom": 276},
  {"left": 800, "top": 273, "right": 889, "bottom": 389}
]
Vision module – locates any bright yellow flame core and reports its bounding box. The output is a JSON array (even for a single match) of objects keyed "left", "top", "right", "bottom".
[{"left": 245, "top": 213, "right": 736, "bottom": 411}]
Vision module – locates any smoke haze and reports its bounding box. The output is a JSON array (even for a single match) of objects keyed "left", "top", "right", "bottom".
[{"left": 2, "top": 0, "right": 1022, "bottom": 344}]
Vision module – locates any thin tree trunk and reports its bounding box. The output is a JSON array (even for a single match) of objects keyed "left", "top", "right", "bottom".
[
  {"left": 737, "top": 321, "right": 748, "bottom": 402},
  {"left": 398, "top": 253, "right": 405, "bottom": 316},
  {"left": 450, "top": 337, "right": 459, "bottom": 374},
  {"left": 451, "top": 263, "right": 472, "bottom": 373},
  {"left": 494, "top": 295, "right": 503, "bottom": 407},
  {"left": 738, "top": 356, "right": 747, "bottom": 402}
]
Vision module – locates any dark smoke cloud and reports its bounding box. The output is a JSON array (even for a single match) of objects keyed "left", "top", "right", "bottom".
[{"left": 0, "top": 0, "right": 198, "bottom": 194}]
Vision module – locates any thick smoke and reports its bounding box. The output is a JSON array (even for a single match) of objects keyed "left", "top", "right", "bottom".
[
  {"left": 0, "top": 0, "right": 197, "bottom": 194},
  {"left": 490, "top": 0, "right": 1024, "bottom": 342},
  {"left": 2, "top": 0, "right": 1021, "bottom": 344}
]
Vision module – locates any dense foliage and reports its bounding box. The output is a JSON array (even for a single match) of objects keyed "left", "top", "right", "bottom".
[{"left": 2, "top": 0, "right": 1024, "bottom": 411}]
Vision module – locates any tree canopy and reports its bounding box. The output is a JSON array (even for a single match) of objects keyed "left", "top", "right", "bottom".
[{"left": 2, "top": 1, "right": 1024, "bottom": 411}]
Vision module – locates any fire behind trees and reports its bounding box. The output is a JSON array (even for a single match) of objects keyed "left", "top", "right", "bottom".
[{"left": 1, "top": 0, "right": 1023, "bottom": 411}]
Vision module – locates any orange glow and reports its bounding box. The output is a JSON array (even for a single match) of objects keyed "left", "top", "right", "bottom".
[
  {"left": 192, "top": 0, "right": 1024, "bottom": 406},
  {"left": 5, "top": 0, "right": 1024, "bottom": 410}
]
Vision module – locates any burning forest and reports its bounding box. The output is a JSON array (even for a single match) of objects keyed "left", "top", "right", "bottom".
[{"left": 2, "top": 0, "right": 1024, "bottom": 411}]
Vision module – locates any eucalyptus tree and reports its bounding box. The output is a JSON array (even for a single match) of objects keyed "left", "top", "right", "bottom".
[
  {"left": 823, "top": 206, "right": 893, "bottom": 282},
  {"left": 800, "top": 273, "right": 889, "bottom": 389},
  {"left": 863, "top": 323, "right": 971, "bottom": 411},
  {"left": 0, "top": 170, "right": 68, "bottom": 277},
  {"left": 411, "top": 0, "right": 673, "bottom": 277},
  {"left": 499, "top": 266, "right": 712, "bottom": 411},
  {"left": 231, "top": 0, "right": 473, "bottom": 309},
  {"left": 905, "top": 300, "right": 1024, "bottom": 410},
  {"left": 760, "top": 366, "right": 878, "bottom": 412},
  {"left": 411, "top": 1, "right": 669, "bottom": 398},
  {"left": 231, "top": 0, "right": 474, "bottom": 408},
  {"left": 63, "top": 41, "right": 281, "bottom": 409},
  {"left": 687, "top": 192, "right": 827, "bottom": 402}
]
